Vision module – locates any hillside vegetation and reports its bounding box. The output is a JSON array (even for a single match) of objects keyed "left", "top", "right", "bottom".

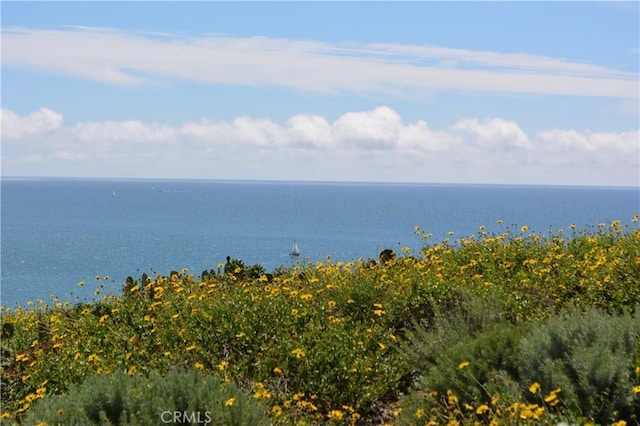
[{"left": 1, "top": 218, "right": 639, "bottom": 425}]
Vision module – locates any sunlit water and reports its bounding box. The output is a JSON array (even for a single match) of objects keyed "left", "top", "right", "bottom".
[{"left": 1, "top": 177, "right": 638, "bottom": 307}]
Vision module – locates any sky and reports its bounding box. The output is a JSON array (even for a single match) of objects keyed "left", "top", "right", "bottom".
[{"left": 1, "top": 1, "right": 639, "bottom": 186}]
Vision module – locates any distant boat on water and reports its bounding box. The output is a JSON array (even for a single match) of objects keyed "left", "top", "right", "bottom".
[
  {"left": 112, "top": 190, "right": 117, "bottom": 198},
  {"left": 290, "top": 240, "right": 300, "bottom": 257}
]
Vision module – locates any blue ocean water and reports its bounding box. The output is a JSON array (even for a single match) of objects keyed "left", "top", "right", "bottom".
[{"left": 1, "top": 178, "right": 638, "bottom": 307}]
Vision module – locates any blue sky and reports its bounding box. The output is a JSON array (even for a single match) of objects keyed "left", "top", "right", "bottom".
[{"left": 1, "top": 1, "right": 639, "bottom": 186}]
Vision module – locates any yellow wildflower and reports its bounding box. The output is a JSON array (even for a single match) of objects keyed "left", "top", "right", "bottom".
[
  {"left": 529, "top": 382, "right": 541, "bottom": 394},
  {"left": 253, "top": 384, "right": 272, "bottom": 400},
  {"left": 327, "top": 410, "right": 344, "bottom": 421},
  {"left": 224, "top": 397, "right": 235, "bottom": 406},
  {"left": 447, "top": 389, "right": 458, "bottom": 406},
  {"left": 544, "top": 388, "right": 561, "bottom": 405},
  {"left": 476, "top": 404, "right": 490, "bottom": 415},
  {"left": 291, "top": 348, "right": 306, "bottom": 358},
  {"left": 458, "top": 361, "right": 470, "bottom": 370}
]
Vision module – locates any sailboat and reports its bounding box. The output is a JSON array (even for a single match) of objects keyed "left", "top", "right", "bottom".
[{"left": 289, "top": 240, "right": 300, "bottom": 257}]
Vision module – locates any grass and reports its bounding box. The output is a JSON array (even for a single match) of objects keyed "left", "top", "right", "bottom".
[{"left": 1, "top": 217, "right": 639, "bottom": 425}]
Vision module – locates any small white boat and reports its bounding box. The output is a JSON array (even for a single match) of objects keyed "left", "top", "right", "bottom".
[
  {"left": 112, "top": 190, "right": 117, "bottom": 198},
  {"left": 290, "top": 240, "right": 300, "bottom": 257}
]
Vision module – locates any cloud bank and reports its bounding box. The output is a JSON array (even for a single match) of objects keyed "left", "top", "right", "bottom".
[
  {"left": 2, "top": 107, "right": 638, "bottom": 186},
  {"left": 2, "top": 26, "right": 638, "bottom": 99}
]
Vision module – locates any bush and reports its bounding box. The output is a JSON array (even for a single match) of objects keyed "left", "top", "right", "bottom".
[
  {"left": 518, "top": 307, "right": 640, "bottom": 424},
  {"left": 23, "top": 368, "right": 268, "bottom": 425},
  {"left": 399, "top": 306, "right": 640, "bottom": 425},
  {"left": 404, "top": 288, "right": 513, "bottom": 373},
  {"left": 400, "top": 290, "right": 531, "bottom": 423}
]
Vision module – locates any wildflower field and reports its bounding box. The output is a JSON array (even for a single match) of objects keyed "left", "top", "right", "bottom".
[{"left": 1, "top": 218, "right": 640, "bottom": 425}]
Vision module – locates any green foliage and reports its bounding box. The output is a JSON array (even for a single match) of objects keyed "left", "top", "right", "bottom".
[
  {"left": 23, "top": 368, "right": 268, "bottom": 425},
  {"left": 400, "top": 291, "right": 532, "bottom": 421},
  {"left": 518, "top": 307, "right": 640, "bottom": 424},
  {"left": 2, "top": 219, "right": 639, "bottom": 424},
  {"left": 399, "top": 306, "right": 640, "bottom": 425}
]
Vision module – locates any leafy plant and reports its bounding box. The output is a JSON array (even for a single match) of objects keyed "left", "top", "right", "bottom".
[
  {"left": 23, "top": 368, "right": 269, "bottom": 425},
  {"left": 518, "top": 307, "right": 640, "bottom": 424}
]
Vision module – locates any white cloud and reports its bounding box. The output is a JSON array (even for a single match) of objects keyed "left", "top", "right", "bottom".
[
  {"left": 1, "top": 107, "right": 637, "bottom": 186},
  {"left": 284, "top": 114, "right": 333, "bottom": 149},
  {"left": 452, "top": 118, "right": 531, "bottom": 151},
  {"left": 537, "top": 129, "right": 640, "bottom": 168},
  {"left": 332, "top": 106, "right": 401, "bottom": 150},
  {"left": 73, "top": 120, "right": 177, "bottom": 143},
  {"left": 1, "top": 107, "right": 63, "bottom": 139},
  {"left": 2, "top": 26, "right": 637, "bottom": 99}
]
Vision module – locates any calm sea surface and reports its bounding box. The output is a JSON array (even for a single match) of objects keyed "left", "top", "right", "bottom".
[{"left": 1, "top": 178, "right": 638, "bottom": 307}]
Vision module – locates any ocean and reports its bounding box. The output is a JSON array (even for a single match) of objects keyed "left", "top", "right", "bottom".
[{"left": 1, "top": 177, "right": 638, "bottom": 307}]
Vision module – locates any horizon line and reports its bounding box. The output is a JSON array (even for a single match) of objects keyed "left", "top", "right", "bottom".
[{"left": 1, "top": 175, "right": 638, "bottom": 190}]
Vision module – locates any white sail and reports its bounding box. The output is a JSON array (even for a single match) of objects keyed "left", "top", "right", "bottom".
[{"left": 290, "top": 240, "right": 300, "bottom": 256}]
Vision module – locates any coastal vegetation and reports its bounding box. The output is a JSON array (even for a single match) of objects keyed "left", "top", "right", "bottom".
[{"left": 1, "top": 218, "right": 639, "bottom": 425}]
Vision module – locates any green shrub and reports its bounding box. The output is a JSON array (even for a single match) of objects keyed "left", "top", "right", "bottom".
[
  {"left": 404, "top": 288, "right": 513, "bottom": 372},
  {"left": 24, "top": 368, "right": 268, "bottom": 425},
  {"left": 402, "top": 300, "right": 531, "bottom": 420},
  {"left": 518, "top": 307, "right": 640, "bottom": 424},
  {"left": 399, "top": 304, "right": 640, "bottom": 425}
]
